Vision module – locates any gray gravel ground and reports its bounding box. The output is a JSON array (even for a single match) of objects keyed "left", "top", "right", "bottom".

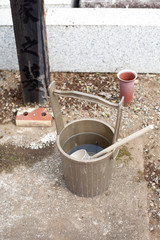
[
  {"left": 0, "top": 139, "right": 149, "bottom": 240},
  {"left": 0, "top": 71, "right": 159, "bottom": 239}
]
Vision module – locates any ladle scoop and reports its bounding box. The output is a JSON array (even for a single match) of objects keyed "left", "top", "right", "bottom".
[{"left": 70, "top": 125, "right": 154, "bottom": 160}]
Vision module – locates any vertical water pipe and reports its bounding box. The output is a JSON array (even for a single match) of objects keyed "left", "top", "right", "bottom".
[{"left": 72, "top": 0, "right": 80, "bottom": 7}]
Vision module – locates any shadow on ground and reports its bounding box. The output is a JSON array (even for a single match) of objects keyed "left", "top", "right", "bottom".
[{"left": 0, "top": 144, "right": 57, "bottom": 173}]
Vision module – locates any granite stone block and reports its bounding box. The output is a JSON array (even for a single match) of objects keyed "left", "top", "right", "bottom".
[{"left": 0, "top": 8, "right": 160, "bottom": 73}]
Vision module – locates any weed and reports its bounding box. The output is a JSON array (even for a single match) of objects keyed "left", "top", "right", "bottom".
[
  {"left": 137, "top": 169, "right": 144, "bottom": 181},
  {"left": 117, "top": 146, "right": 132, "bottom": 164},
  {"left": 9, "top": 155, "right": 17, "bottom": 161}
]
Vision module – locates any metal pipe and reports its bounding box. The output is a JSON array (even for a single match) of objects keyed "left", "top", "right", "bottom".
[{"left": 71, "top": 0, "right": 80, "bottom": 8}]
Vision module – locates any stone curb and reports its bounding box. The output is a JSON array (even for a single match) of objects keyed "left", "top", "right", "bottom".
[{"left": 0, "top": 8, "right": 160, "bottom": 73}]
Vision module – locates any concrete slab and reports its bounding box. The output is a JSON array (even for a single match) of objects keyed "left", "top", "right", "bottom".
[
  {"left": 0, "top": 0, "right": 9, "bottom": 7},
  {"left": 46, "top": 8, "right": 160, "bottom": 73},
  {"left": 47, "top": 8, "right": 160, "bottom": 26},
  {"left": 0, "top": 123, "right": 149, "bottom": 239},
  {"left": 0, "top": 0, "right": 71, "bottom": 8},
  {"left": 0, "top": 8, "right": 160, "bottom": 73},
  {"left": 45, "top": 0, "right": 71, "bottom": 8},
  {"left": 81, "top": 0, "right": 160, "bottom": 8}
]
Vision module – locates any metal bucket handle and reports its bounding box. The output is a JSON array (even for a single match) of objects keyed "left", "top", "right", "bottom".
[{"left": 49, "top": 81, "right": 124, "bottom": 143}]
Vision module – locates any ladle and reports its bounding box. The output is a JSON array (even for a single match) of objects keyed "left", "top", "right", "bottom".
[{"left": 70, "top": 125, "right": 154, "bottom": 160}]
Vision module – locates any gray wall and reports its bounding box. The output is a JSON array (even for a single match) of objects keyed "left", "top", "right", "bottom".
[
  {"left": 81, "top": 0, "right": 160, "bottom": 8},
  {"left": 1, "top": 8, "right": 160, "bottom": 73}
]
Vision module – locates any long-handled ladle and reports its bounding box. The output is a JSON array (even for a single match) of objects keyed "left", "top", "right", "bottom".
[{"left": 70, "top": 125, "right": 154, "bottom": 160}]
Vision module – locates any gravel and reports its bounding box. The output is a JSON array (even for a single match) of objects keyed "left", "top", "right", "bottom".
[{"left": 0, "top": 70, "right": 160, "bottom": 238}]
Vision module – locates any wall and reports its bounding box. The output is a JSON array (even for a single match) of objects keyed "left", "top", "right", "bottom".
[
  {"left": 1, "top": 8, "right": 160, "bottom": 73},
  {"left": 81, "top": 0, "right": 160, "bottom": 8},
  {"left": 0, "top": 0, "right": 71, "bottom": 8}
]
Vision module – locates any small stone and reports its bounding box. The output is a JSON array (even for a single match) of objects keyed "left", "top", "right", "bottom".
[
  {"left": 150, "top": 202, "right": 154, "bottom": 207},
  {"left": 153, "top": 176, "right": 159, "bottom": 184},
  {"left": 150, "top": 209, "right": 157, "bottom": 213},
  {"left": 135, "top": 79, "right": 139, "bottom": 84},
  {"left": 2, "top": 118, "right": 12, "bottom": 124},
  {"left": 144, "top": 149, "right": 149, "bottom": 153},
  {"left": 12, "top": 109, "right": 17, "bottom": 113},
  {"left": 92, "top": 220, "right": 98, "bottom": 225},
  {"left": 99, "top": 92, "right": 112, "bottom": 99},
  {"left": 149, "top": 224, "right": 154, "bottom": 231},
  {"left": 157, "top": 211, "right": 160, "bottom": 217}
]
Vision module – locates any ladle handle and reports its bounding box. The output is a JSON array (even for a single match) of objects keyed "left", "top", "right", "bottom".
[
  {"left": 49, "top": 81, "right": 124, "bottom": 138},
  {"left": 91, "top": 125, "right": 154, "bottom": 159}
]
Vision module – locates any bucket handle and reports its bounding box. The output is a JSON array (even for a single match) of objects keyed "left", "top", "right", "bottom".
[{"left": 49, "top": 81, "right": 124, "bottom": 143}]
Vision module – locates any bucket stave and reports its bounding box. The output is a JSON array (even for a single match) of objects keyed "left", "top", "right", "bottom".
[{"left": 57, "top": 119, "right": 118, "bottom": 197}]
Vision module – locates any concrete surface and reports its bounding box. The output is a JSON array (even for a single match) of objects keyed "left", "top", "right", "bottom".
[
  {"left": 2, "top": 0, "right": 159, "bottom": 8},
  {"left": 0, "top": 0, "right": 71, "bottom": 8},
  {"left": 45, "top": 0, "right": 71, "bottom": 8},
  {"left": 47, "top": 8, "right": 160, "bottom": 73},
  {"left": 0, "top": 8, "right": 160, "bottom": 73},
  {"left": 81, "top": 0, "right": 160, "bottom": 8},
  {"left": 0, "top": 123, "right": 149, "bottom": 240}
]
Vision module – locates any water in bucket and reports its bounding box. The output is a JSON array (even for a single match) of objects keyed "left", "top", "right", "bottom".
[
  {"left": 68, "top": 144, "right": 103, "bottom": 156},
  {"left": 62, "top": 132, "right": 111, "bottom": 157}
]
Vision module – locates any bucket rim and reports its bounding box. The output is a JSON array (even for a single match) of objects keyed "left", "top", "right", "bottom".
[{"left": 56, "top": 118, "right": 117, "bottom": 163}]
